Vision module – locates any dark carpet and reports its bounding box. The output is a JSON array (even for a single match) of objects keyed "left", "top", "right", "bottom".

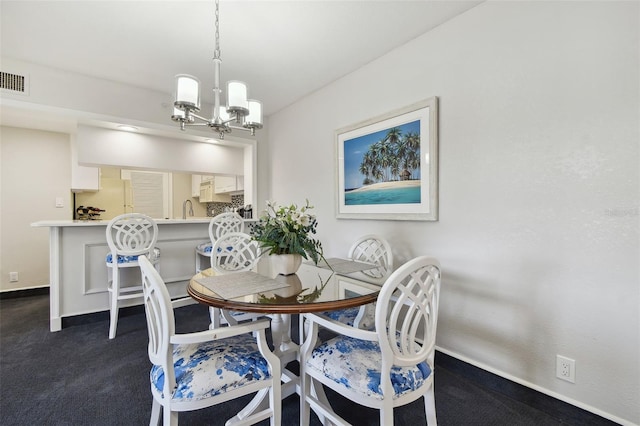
[{"left": 0, "top": 294, "right": 618, "bottom": 425}]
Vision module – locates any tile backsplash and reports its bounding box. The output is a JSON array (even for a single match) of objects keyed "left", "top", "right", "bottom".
[{"left": 207, "top": 194, "right": 245, "bottom": 217}]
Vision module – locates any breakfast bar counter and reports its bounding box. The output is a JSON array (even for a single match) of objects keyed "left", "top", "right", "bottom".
[{"left": 32, "top": 218, "right": 252, "bottom": 332}]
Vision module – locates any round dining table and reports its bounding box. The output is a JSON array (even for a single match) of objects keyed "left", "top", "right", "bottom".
[
  {"left": 187, "top": 263, "right": 380, "bottom": 425},
  {"left": 188, "top": 264, "right": 379, "bottom": 359}
]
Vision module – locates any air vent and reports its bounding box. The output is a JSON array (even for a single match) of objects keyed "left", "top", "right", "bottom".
[{"left": 0, "top": 71, "right": 28, "bottom": 94}]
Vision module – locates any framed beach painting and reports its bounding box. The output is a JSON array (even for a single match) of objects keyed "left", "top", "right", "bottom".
[{"left": 336, "top": 97, "right": 438, "bottom": 221}]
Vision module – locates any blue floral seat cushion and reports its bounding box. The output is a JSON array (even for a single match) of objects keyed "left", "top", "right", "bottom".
[
  {"left": 306, "top": 335, "right": 431, "bottom": 400},
  {"left": 106, "top": 247, "right": 161, "bottom": 264},
  {"left": 150, "top": 334, "right": 271, "bottom": 403},
  {"left": 196, "top": 242, "right": 213, "bottom": 254},
  {"left": 196, "top": 243, "right": 235, "bottom": 255},
  {"left": 321, "top": 306, "right": 375, "bottom": 330},
  {"left": 322, "top": 307, "right": 359, "bottom": 326}
]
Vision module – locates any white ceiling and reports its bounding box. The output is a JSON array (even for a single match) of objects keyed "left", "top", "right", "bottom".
[{"left": 1, "top": 0, "right": 481, "bottom": 127}]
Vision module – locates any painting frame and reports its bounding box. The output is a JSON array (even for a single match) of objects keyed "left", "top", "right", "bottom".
[{"left": 335, "top": 97, "right": 438, "bottom": 221}]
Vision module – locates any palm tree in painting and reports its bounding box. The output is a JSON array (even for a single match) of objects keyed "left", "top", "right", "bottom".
[
  {"left": 381, "top": 127, "right": 401, "bottom": 180},
  {"left": 358, "top": 126, "right": 421, "bottom": 184},
  {"left": 404, "top": 131, "right": 421, "bottom": 179},
  {"left": 359, "top": 155, "right": 373, "bottom": 185},
  {"left": 369, "top": 142, "right": 382, "bottom": 177},
  {"left": 390, "top": 156, "right": 400, "bottom": 181},
  {"left": 395, "top": 137, "right": 409, "bottom": 180}
]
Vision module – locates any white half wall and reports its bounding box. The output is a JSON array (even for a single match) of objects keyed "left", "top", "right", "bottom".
[
  {"left": 76, "top": 125, "right": 244, "bottom": 175},
  {"left": 267, "top": 1, "right": 639, "bottom": 424}
]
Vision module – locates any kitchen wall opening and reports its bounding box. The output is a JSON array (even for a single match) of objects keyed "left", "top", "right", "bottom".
[{"left": 73, "top": 167, "right": 248, "bottom": 220}]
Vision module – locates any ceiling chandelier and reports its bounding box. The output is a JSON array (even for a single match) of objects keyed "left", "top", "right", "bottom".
[{"left": 171, "top": 0, "right": 262, "bottom": 139}]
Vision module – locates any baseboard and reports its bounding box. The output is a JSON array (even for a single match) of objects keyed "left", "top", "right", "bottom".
[
  {"left": 435, "top": 347, "right": 629, "bottom": 426},
  {"left": 62, "top": 304, "right": 146, "bottom": 328},
  {"left": 0, "top": 286, "right": 49, "bottom": 299},
  {"left": 61, "top": 297, "right": 195, "bottom": 328}
]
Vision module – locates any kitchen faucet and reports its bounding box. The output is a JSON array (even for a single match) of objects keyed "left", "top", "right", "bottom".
[{"left": 182, "top": 199, "right": 194, "bottom": 219}]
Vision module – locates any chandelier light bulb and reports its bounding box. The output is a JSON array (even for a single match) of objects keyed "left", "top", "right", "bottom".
[
  {"left": 227, "top": 81, "right": 249, "bottom": 111},
  {"left": 175, "top": 74, "right": 200, "bottom": 110},
  {"left": 246, "top": 100, "right": 263, "bottom": 127}
]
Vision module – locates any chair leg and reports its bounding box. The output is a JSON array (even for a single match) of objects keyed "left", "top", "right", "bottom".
[
  {"left": 150, "top": 399, "right": 161, "bottom": 426},
  {"left": 109, "top": 304, "right": 119, "bottom": 339},
  {"left": 209, "top": 307, "right": 222, "bottom": 329},
  {"left": 108, "top": 286, "right": 120, "bottom": 339},
  {"left": 300, "top": 369, "right": 311, "bottom": 426},
  {"left": 298, "top": 315, "right": 305, "bottom": 345},
  {"left": 269, "top": 378, "right": 281, "bottom": 426},
  {"left": 163, "top": 406, "right": 178, "bottom": 426},
  {"left": 424, "top": 385, "right": 437, "bottom": 425},
  {"left": 380, "top": 398, "right": 394, "bottom": 426}
]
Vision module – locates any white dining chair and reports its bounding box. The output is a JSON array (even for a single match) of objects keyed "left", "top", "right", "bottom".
[
  {"left": 138, "top": 255, "right": 281, "bottom": 426},
  {"left": 300, "top": 256, "right": 441, "bottom": 426},
  {"left": 194, "top": 212, "right": 244, "bottom": 273},
  {"left": 323, "top": 234, "right": 393, "bottom": 329},
  {"left": 105, "top": 213, "right": 160, "bottom": 339},
  {"left": 209, "top": 231, "right": 263, "bottom": 328}
]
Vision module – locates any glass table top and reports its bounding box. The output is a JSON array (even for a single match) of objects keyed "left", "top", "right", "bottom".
[{"left": 188, "top": 263, "right": 380, "bottom": 314}]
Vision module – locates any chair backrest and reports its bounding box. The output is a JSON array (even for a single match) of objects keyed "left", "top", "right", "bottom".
[
  {"left": 374, "top": 256, "right": 441, "bottom": 379},
  {"left": 139, "top": 255, "right": 176, "bottom": 397},
  {"left": 208, "top": 212, "right": 244, "bottom": 243},
  {"left": 348, "top": 234, "right": 393, "bottom": 283},
  {"left": 210, "top": 231, "right": 261, "bottom": 273},
  {"left": 106, "top": 213, "right": 158, "bottom": 257}
]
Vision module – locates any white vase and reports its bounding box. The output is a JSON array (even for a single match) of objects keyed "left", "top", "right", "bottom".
[{"left": 270, "top": 253, "right": 302, "bottom": 276}]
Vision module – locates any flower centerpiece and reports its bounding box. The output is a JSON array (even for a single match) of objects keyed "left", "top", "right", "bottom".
[{"left": 251, "top": 200, "right": 323, "bottom": 275}]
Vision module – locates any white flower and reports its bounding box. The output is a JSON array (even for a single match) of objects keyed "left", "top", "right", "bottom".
[{"left": 299, "top": 214, "right": 311, "bottom": 227}]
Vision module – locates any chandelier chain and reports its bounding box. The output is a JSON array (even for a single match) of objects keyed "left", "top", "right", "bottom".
[{"left": 214, "top": 0, "right": 220, "bottom": 59}]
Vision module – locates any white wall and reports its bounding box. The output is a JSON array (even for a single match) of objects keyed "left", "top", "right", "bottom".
[
  {"left": 0, "top": 127, "right": 72, "bottom": 291},
  {"left": 267, "top": 2, "right": 638, "bottom": 424},
  {"left": 2, "top": 58, "right": 171, "bottom": 127}
]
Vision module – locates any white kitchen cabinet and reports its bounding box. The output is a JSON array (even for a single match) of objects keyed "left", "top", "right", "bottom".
[
  {"left": 214, "top": 175, "right": 244, "bottom": 194},
  {"left": 71, "top": 164, "right": 100, "bottom": 192},
  {"left": 191, "top": 175, "right": 202, "bottom": 197},
  {"left": 214, "top": 175, "right": 237, "bottom": 194},
  {"left": 71, "top": 134, "right": 100, "bottom": 192},
  {"left": 200, "top": 180, "right": 231, "bottom": 203},
  {"left": 191, "top": 175, "right": 215, "bottom": 197}
]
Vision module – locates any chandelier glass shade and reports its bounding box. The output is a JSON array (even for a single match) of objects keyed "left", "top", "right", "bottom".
[{"left": 171, "top": 0, "right": 262, "bottom": 139}]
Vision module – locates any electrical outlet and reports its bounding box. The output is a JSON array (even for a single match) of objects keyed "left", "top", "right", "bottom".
[
  {"left": 556, "top": 355, "right": 575, "bottom": 383},
  {"left": 9, "top": 272, "right": 19, "bottom": 282}
]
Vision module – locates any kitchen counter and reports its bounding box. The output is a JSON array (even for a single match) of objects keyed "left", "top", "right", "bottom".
[
  {"left": 32, "top": 217, "right": 257, "bottom": 227},
  {"left": 32, "top": 217, "right": 255, "bottom": 332}
]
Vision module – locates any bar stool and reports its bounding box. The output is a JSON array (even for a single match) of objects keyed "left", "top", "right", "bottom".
[
  {"left": 208, "top": 231, "right": 263, "bottom": 328},
  {"left": 194, "top": 212, "right": 244, "bottom": 273},
  {"left": 105, "top": 213, "right": 160, "bottom": 339}
]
